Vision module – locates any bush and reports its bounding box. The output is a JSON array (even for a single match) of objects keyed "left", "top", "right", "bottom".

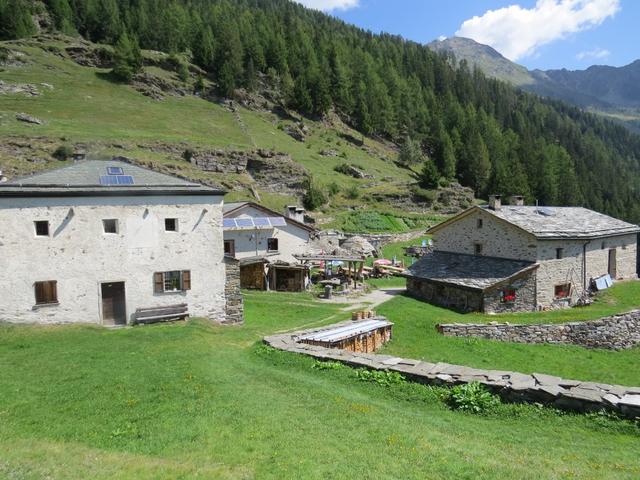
[
  {"left": 355, "top": 369, "right": 405, "bottom": 386},
  {"left": 312, "top": 361, "right": 344, "bottom": 370},
  {"left": 447, "top": 382, "right": 498, "bottom": 414},
  {"left": 52, "top": 144, "right": 73, "bottom": 161},
  {"left": 411, "top": 186, "right": 437, "bottom": 204},
  {"left": 345, "top": 182, "right": 360, "bottom": 199},
  {"left": 327, "top": 181, "right": 340, "bottom": 196},
  {"left": 302, "top": 176, "right": 327, "bottom": 211}
]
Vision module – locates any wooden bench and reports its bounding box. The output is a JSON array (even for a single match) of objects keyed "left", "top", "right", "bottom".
[{"left": 134, "top": 304, "right": 189, "bottom": 325}]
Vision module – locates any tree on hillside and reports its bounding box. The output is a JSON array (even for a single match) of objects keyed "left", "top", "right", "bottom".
[
  {"left": 302, "top": 176, "right": 327, "bottom": 211},
  {"left": 0, "top": 0, "right": 36, "bottom": 40},
  {"left": 111, "top": 33, "right": 142, "bottom": 82},
  {"left": 398, "top": 136, "right": 425, "bottom": 166},
  {"left": 419, "top": 159, "right": 440, "bottom": 189}
]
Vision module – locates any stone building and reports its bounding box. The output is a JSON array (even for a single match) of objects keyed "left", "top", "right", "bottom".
[
  {"left": 223, "top": 202, "right": 315, "bottom": 291},
  {"left": 406, "top": 195, "right": 639, "bottom": 313},
  {"left": 0, "top": 160, "right": 242, "bottom": 325}
]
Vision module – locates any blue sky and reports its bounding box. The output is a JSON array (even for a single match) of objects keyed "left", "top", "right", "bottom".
[{"left": 297, "top": 0, "right": 638, "bottom": 71}]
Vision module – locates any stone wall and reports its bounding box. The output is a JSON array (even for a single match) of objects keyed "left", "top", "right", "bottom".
[
  {"left": 433, "top": 209, "right": 537, "bottom": 261},
  {"left": 264, "top": 320, "right": 640, "bottom": 419},
  {"left": 223, "top": 256, "right": 244, "bottom": 325},
  {"left": 406, "top": 278, "right": 483, "bottom": 313},
  {"left": 437, "top": 310, "right": 640, "bottom": 350},
  {"left": 407, "top": 270, "right": 537, "bottom": 314},
  {"left": 0, "top": 195, "right": 227, "bottom": 324},
  {"left": 483, "top": 271, "right": 537, "bottom": 314}
]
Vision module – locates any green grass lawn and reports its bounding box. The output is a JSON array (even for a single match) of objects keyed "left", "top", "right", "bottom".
[
  {"left": 1, "top": 290, "right": 640, "bottom": 478},
  {"left": 377, "top": 281, "right": 640, "bottom": 386}
]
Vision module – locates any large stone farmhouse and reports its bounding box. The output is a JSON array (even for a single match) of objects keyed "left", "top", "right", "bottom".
[
  {"left": 223, "top": 202, "right": 315, "bottom": 291},
  {"left": 0, "top": 160, "right": 241, "bottom": 325},
  {"left": 406, "top": 195, "right": 639, "bottom": 313}
]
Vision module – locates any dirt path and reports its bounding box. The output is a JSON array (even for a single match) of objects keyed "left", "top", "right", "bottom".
[{"left": 318, "top": 287, "right": 405, "bottom": 311}]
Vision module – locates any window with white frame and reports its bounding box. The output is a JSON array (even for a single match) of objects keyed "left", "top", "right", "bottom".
[{"left": 154, "top": 270, "right": 191, "bottom": 293}]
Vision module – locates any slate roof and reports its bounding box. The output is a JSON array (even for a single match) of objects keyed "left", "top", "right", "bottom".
[
  {"left": 406, "top": 251, "right": 538, "bottom": 290},
  {"left": 0, "top": 160, "right": 225, "bottom": 196},
  {"left": 223, "top": 201, "right": 315, "bottom": 232},
  {"left": 481, "top": 206, "right": 640, "bottom": 239}
]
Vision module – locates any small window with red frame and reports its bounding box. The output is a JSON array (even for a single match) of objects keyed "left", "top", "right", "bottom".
[
  {"left": 500, "top": 289, "right": 516, "bottom": 303},
  {"left": 554, "top": 283, "right": 571, "bottom": 299}
]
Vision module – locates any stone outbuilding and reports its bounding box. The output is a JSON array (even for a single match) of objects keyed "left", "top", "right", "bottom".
[
  {"left": 406, "top": 195, "right": 639, "bottom": 313},
  {"left": 0, "top": 159, "right": 242, "bottom": 325},
  {"left": 223, "top": 201, "right": 315, "bottom": 291}
]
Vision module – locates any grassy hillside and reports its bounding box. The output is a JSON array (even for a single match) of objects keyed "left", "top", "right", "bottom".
[
  {"left": 0, "top": 35, "right": 459, "bottom": 230},
  {"left": 1, "top": 292, "right": 639, "bottom": 478}
]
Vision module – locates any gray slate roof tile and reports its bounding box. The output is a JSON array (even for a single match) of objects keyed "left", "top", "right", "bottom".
[
  {"left": 481, "top": 205, "right": 639, "bottom": 239},
  {"left": 0, "top": 159, "right": 225, "bottom": 196},
  {"left": 406, "top": 251, "right": 537, "bottom": 290}
]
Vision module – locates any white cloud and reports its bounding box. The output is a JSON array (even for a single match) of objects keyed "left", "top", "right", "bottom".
[
  {"left": 295, "top": 0, "right": 359, "bottom": 12},
  {"left": 438, "top": 35, "right": 447, "bottom": 41},
  {"left": 576, "top": 47, "right": 611, "bottom": 60},
  {"left": 456, "top": 0, "right": 620, "bottom": 61}
]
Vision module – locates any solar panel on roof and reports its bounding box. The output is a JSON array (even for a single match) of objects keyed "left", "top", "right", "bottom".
[
  {"left": 116, "top": 175, "right": 134, "bottom": 185},
  {"left": 107, "top": 167, "right": 124, "bottom": 175},
  {"left": 99, "top": 175, "right": 134, "bottom": 186},
  {"left": 99, "top": 175, "right": 118, "bottom": 185},
  {"left": 236, "top": 218, "right": 254, "bottom": 228},
  {"left": 269, "top": 217, "right": 287, "bottom": 227},
  {"left": 253, "top": 217, "right": 270, "bottom": 227},
  {"left": 537, "top": 207, "right": 555, "bottom": 216},
  {"left": 223, "top": 218, "right": 237, "bottom": 228}
]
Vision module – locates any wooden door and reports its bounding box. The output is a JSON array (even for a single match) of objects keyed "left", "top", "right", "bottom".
[
  {"left": 608, "top": 249, "right": 617, "bottom": 278},
  {"left": 101, "top": 282, "right": 126, "bottom": 325}
]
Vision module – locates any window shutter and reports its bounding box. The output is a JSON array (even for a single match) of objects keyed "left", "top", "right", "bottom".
[
  {"left": 154, "top": 272, "right": 163, "bottom": 293},
  {"left": 182, "top": 270, "right": 191, "bottom": 290},
  {"left": 51, "top": 281, "right": 58, "bottom": 303}
]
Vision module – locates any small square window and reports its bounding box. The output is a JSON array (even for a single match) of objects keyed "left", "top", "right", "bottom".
[
  {"left": 35, "top": 280, "right": 58, "bottom": 305},
  {"left": 165, "top": 218, "right": 178, "bottom": 232},
  {"left": 554, "top": 283, "right": 571, "bottom": 299},
  {"left": 154, "top": 270, "right": 191, "bottom": 293},
  {"left": 267, "top": 237, "right": 279, "bottom": 252},
  {"left": 500, "top": 289, "right": 516, "bottom": 304},
  {"left": 556, "top": 248, "right": 564, "bottom": 259},
  {"left": 35, "top": 221, "right": 49, "bottom": 237},
  {"left": 477, "top": 218, "right": 483, "bottom": 229},
  {"left": 103, "top": 219, "right": 118, "bottom": 234},
  {"left": 474, "top": 243, "right": 483, "bottom": 255},
  {"left": 224, "top": 239, "right": 235, "bottom": 257}
]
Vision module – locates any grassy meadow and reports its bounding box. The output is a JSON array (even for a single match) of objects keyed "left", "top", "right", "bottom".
[{"left": 1, "top": 290, "right": 640, "bottom": 479}]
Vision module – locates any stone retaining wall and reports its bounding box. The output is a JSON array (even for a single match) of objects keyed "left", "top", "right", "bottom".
[
  {"left": 437, "top": 310, "right": 640, "bottom": 350},
  {"left": 264, "top": 320, "right": 640, "bottom": 419}
]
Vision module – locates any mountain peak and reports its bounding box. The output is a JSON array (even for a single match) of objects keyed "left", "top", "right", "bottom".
[{"left": 427, "top": 36, "right": 534, "bottom": 86}]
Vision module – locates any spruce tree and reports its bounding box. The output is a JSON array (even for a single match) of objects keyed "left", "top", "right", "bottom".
[
  {"left": 419, "top": 159, "right": 440, "bottom": 189},
  {"left": 111, "top": 33, "right": 142, "bottom": 82},
  {"left": 0, "top": 0, "right": 35, "bottom": 40}
]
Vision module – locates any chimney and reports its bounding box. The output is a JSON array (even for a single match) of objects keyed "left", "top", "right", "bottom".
[
  {"left": 488, "top": 195, "right": 501, "bottom": 211},
  {"left": 509, "top": 195, "right": 524, "bottom": 206},
  {"left": 284, "top": 205, "right": 305, "bottom": 224}
]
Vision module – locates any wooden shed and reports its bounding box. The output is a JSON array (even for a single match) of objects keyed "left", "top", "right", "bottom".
[
  {"left": 297, "top": 319, "right": 393, "bottom": 353},
  {"left": 239, "top": 257, "right": 268, "bottom": 290}
]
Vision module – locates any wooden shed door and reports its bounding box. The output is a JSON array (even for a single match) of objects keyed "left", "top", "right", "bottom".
[
  {"left": 101, "top": 282, "right": 126, "bottom": 325},
  {"left": 608, "top": 249, "right": 617, "bottom": 278}
]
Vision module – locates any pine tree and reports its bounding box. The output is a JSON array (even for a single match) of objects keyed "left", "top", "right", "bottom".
[
  {"left": 419, "top": 159, "right": 440, "bottom": 189},
  {"left": 192, "top": 27, "right": 215, "bottom": 71},
  {"left": 111, "top": 33, "right": 142, "bottom": 82},
  {"left": 399, "top": 136, "right": 424, "bottom": 166},
  {"left": 0, "top": 0, "right": 36, "bottom": 40}
]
